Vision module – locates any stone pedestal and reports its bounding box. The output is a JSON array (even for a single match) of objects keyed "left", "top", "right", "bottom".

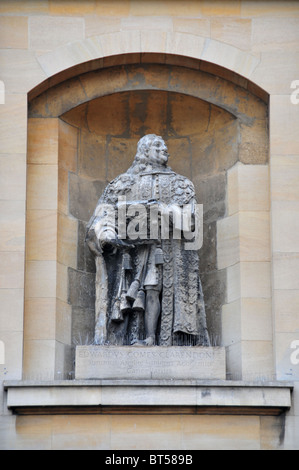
[{"left": 75, "top": 346, "right": 226, "bottom": 380}]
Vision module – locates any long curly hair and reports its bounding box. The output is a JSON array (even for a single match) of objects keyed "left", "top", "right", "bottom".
[{"left": 128, "top": 134, "right": 169, "bottom": 174}]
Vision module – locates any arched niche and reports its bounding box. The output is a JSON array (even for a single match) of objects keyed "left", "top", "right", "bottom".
[{"left": 24, "top": 55, "right": 270, "bottom": 381}]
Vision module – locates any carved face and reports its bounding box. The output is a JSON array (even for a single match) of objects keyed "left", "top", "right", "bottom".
[{"left": 147, "top": 137, "right": 169, "bottom": 166}]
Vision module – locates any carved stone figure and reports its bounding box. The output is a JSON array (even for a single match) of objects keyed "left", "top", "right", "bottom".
[{"left": 86, "top": 134, "right": 210, "bottom": 347}]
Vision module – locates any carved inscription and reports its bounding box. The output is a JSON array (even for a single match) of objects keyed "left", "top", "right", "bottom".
[{"left": 75, "top": 346, "right": 226, "bottom": 380}]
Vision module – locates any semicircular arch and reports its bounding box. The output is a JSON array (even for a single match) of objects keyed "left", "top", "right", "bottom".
[
  {"left": 29, "top": 62, "right": 266, "bottom": 128},
  {"left": 29, "top": 30, "right": 267, "bottom": 105},
  {"left": 34, "top": 31, "right": 261, "bottom": 87}
]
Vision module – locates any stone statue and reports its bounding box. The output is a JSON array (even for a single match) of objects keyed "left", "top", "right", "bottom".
[{"left": 86, "top": 134, "right": 210, "bottom": 347}]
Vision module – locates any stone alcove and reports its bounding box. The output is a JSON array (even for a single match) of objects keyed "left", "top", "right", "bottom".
[
  {"left": 24, "top": 56, "right": 270, "bottom": 381},
  {"left": 62, "top": 87, "right": 237, "bottom": 348}
]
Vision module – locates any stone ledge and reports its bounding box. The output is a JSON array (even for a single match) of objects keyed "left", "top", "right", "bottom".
[{"left": 4, "top": 380, "right": 293, "bottom": 416}]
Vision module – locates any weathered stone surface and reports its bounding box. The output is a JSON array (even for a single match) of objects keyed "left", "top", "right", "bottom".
[
  {"left": 78, "top": 131, "right": 106, "bottom": 181},
  {"left": 69, "top": 173, "right": 106, "bottom": 222},
  {"left": 200, "top": 221, "right": 217, "bottom": 272},
  {"left": 75, "top": 346, "right": 226, "bottom": 380},
  {"left": 5, "top": 379, "right": 292, "bottom": 409},
  {"left": 201, "top": 269, "right": 226, "bottom": 345},
  {"left": 194, "top": 172, "right": 227, "bottom": 223},
  {"left": 191, "top": 120, "right": 238, "bottom": 177},
  {"left": 106, "top": 137, "right": 138, "bottom": 180},
  {"left": 77, "top": 220, "right": 96, "bottom": 273},
  {"left": 68, "top": 268, "right": 95, "bottom": 309},
  {"left": 72, "top": 307, "right": 95, "bottom": 346}
]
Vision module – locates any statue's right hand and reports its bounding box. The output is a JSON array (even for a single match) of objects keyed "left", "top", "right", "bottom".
[
  {"left": 106, "top": 236, "right": 135, "bottom": 249},
  {"left": 98, "top": 229, "right": 134, "bottom": 250}
]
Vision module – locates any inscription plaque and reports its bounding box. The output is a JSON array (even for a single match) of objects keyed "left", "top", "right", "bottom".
[{"left": 75, "top": 346, "right": 226, "bottom": 380}]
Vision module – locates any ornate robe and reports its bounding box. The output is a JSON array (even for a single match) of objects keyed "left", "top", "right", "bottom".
[{"left": 86, "top": 165, "right": 210, "bottom": 347}]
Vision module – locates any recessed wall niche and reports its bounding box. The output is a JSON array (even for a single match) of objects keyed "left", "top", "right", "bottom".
[
  {"left": 24, "top": 60, "right": 269, "bottom": 381},
  {"left": 62, "top": 89, "right": 237, "bottom": 346}
]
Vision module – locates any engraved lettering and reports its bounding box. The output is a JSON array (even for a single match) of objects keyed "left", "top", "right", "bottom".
[{"left": 75, "top": 346, "right": 225, "bottom": 380}]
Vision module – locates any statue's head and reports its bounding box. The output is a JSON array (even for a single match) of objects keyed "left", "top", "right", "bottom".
[{"left": 135, "top": 134, "right": 169, "bottom": 167}]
